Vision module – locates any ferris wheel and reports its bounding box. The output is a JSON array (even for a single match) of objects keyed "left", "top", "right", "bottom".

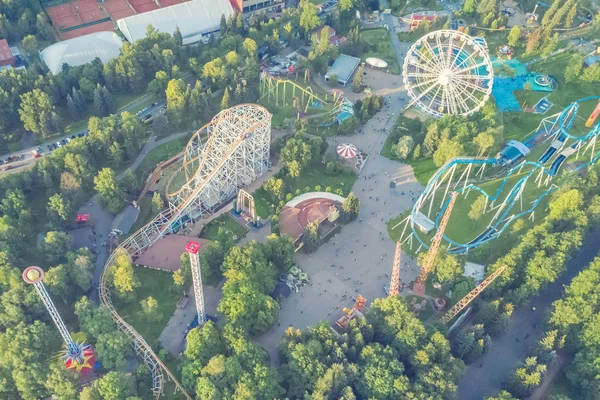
[{"left": 402, "top": 30, "right": 494, "bottom": 118}]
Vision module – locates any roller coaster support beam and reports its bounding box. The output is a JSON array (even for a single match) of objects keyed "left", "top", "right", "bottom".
[
  {"left": 389, "top": 241, "right": 402, "bottom": 297},
  {"left": 440, "top": 265, "right": 507, "bottom": 324},
  {"left": 415, "top": 192, "right": 458, "bottom": 290}
]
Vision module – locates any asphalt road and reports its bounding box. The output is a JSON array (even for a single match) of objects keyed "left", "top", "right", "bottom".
[
  {"left": 0, "top": 100, "right": 166, "bottom": 176},
  {"left": 457, "top": 226, "right": 600, "bottom": 400}
]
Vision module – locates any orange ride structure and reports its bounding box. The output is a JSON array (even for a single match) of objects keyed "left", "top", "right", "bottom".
[
  {"left": 413, "top": 192, "right": 458, "bottom": 296},
  {"left": 388, "top": 241, "right": 402, "bottom": 297},
  {"left": 336, "top": 295, "right": 367, "bottom": 330},
  {"left": 440, "top": 265, "right": 508, "bottom": 324},
  {"left": 23, "top": 266, "right": 95, "bottom": 373},
  {"left": 99, "top": 104, "right": 272, "bottom": 399}
]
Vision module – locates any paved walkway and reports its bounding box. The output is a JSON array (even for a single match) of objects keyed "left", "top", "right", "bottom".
[{"left": 257, "top": 70, "right": 423, "bottom": 364}]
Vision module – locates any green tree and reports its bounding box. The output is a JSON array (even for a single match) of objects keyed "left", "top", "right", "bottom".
[
  {"left": 468, "top": 195, "right": 487, "bottom": 223},
  {"left": 242, "top": 38, "right": 257, "bottom": 57},
  {"left": 151, "top": 113, "right": 169, "bottom": 138},
  {"left": 454, "top": 324, "right": 491, "bottom": 363},
  {"left": 353, "top": 65, "right": 364, "bottom": 92},
  {"left": 433, "top": 139, "right": 464, "bottom": 167},
  {"left": 303, "top": 219, "right": 321, "bottom": 253},
  {"left": 505, "top": 357, "right": 546, "bottom": 398},
  {"left": 108, "top": 248, "right": 140, "bottom": 297},
  {"left": 151, "top": 192, "right": 165, "bottom": 214},
  {"left": 21, "top": 34, "right": 38, "bottom": 57},
  {"left": 45, "top": 361, "right": 79, "bottom": 400},
  {"left": 392, "top": 135, "right": 414, "bottom": 159},
  {"left": 44, "top": 265, "right": 70, "bottom": 298},
  {"left": 564, "top": 54, "right": 584, "bottom": 83},
  {"left": 93, "top": 85, "right": 116, "bottom": 117},
  {"left": 507, "top": 26, "right": 521, "bottom": 47},
  {"left": 166, "top": 78, "right": 189, "bottom": 124},
  {"left": 42, "top": 231, "right": 71, "bottom": 264},
  {"left": 174, "top": 252, "right": 192, "bottom": 287},
  {"left": 474, "top": 129, "right": 496, "bottom": 156},
  {"left": 147, "top": 70, "right": 170, "bottom": 98},
  {"left": 69, "top": 253, "right": 94, "bottom": 292},
  {"left": 299, "top": 0, "right": 321, "bottom": 33},
  {"left": 202, "top": 58, "right": 226, "bottom": 83},
  {"left": 47, "top": 193, "right": 73, "bottom": 228},
  {"left": 19, "top": 89, "right": 60, "bottom": 137},
  {"left": 220, "top": 87, "right": 230, "bottom": 110},
  {"left": 339, "top": 0, "right": 355, "bottom": 11},
  {"left": 341, "top": 192, "right": 360, "bottom": 221},
  {"left": 94, "top": 168, "right": 123, "bottom": 214},
  {"left": 431, "top": 249, "right": 462, "bottom": 283},
  {"left": 463, "top": 0, "right": 477, "bottom": 13},
  {"left": 36, "top": 12, "right": 53, "bottom": 40},
  {"left": 541, "top": 33, "right": 559, "bottom": 58},
  {"left": 93, "top": 371, "right": 137, "bottom": 400},
  {"left": 140, "top": 296, "right": 161, "bottom": 321},
  {"left": 486, "top": 390, "right": 518, "bottom": 400},
  {"left": 526, "top": 29, "right": 542, "bottom": 54}
]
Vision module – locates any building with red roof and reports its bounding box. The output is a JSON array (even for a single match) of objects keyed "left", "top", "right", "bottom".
[{"left": 0, "top": 39, "right": 15, "bottom": 68}]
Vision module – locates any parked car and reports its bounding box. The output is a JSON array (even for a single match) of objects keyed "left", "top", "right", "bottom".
[
  {"left": 56, "top": 141, "right": 62, "bottom": 148},
  {"left": 77, "top": 133, "right": 85, "bottom": 138},
  {"left": 0, "top": 159, "right": 4, "bottom": 165}
]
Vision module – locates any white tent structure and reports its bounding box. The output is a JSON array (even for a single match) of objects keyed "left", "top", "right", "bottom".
[
  {"left": 117, "top": 0, "right": 234, "bottom": 45},
  {"left": 40, "top": 31, "right": 123, "bottom": 74}
]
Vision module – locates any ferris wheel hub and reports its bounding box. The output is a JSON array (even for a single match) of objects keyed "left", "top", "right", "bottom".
[{"left": 438, "top": 70, "right": 452, "bottom": 86}]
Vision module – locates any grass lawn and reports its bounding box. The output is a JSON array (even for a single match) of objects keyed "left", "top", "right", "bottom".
[
  {"left": 513, "top": 90, "right": 547, "bottom": 109},
  {"left": 164, "top": 166, "right": 187, "bottom": 196},
  {"left": 361, "top": 28, "right": 401, "bottom": 74},
  {"left": 113, "top": 268, "right": 181, "bottom": 345},
  {"left": 136, "top": 137, "right": 185, "bottom": 178},
  {"left": 130, "top": 197, "right": 153, "bottom": 233},
  {"left": 199, "top": 213, "right": 248, "bottom": 241},
  {"left": 288, "top": 164, "right": 357, "bottom": 196},
  {"left": 252, "top": 187, "right": 273, "bottom": 219}
]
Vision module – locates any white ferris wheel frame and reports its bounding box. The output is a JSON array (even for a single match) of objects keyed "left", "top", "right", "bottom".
[{"left": 402, "top": 30, "right": 494, "bottom": 118}]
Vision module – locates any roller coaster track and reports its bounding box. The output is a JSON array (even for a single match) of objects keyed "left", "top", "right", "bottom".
[
  {"left": 405, "top": 97, "right": 600, "bottom": 254},
  {"left": 99, "top": 105, "right": 271, "bottom": 398}
]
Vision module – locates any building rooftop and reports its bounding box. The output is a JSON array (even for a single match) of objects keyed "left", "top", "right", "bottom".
[
  {"left": 40, "top": 31, "right": 123, "bottom": 74},
  {"left": 0, "top": 39, "right": 12, "bottom": 63},
  {"left": 325, "top": 54, "right": 361, "bottom": 84},
  {"left": 117, "top": 0, "right": 233, "bottom": 45}
]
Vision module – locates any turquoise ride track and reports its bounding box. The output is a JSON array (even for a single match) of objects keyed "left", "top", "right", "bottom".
[{"left": 399, "top": 97, "right": 600, "bottom": 254}]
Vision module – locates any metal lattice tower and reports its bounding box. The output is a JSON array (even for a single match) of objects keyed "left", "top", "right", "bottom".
[
  {"left": 186, "top": 241, "right": 206, "bottom": 325},
  {"left": 440, "top": 265, "right": 507, "bottom": 323},
  {"left": 388, "top": 241, "right": 402, "bottom": 297},
  {"left": 23, "top": 266, "right": 84, "bottom": 364},
  {"left": 415, "top": 192, "right": 458, "bottom": 288},
  {"left": 97, "top": 105, "right": 271, "bottom": 399}
]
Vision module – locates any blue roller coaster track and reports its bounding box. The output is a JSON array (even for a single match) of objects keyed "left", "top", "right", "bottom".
[{"left": 404, "top": 97, "right": 600, "bottom": 254}]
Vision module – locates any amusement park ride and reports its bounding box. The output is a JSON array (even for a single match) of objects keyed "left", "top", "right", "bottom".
[
  {"left": 186, "top": 241, "right": 206, "bottom": 326},
  {"left": 336, "top": 295, "right": 367, "bottom": 330},
  {"left": 98, "top": 105, "right": 272, "bottom": 399},
  {"left": 23, "top": 266, "right": 95, "bottom": 373}
]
